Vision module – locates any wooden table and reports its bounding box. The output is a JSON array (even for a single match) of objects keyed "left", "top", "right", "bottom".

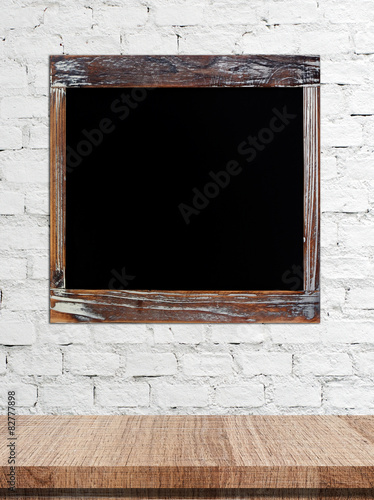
[{"left": 1, "top": 416, "right": 374, "bottom": 498}]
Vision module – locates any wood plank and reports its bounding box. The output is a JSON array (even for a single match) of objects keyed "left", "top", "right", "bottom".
[
  {"left": 1, "top": 489, "right": 373, "bottom": 499},
  {"left": 1, "top": 416, "right": 374, "bottom": 489},
  {"left": 50, "top": 55, "right": 320, "bottom": 88},
  {"left": 303, "top": 86, "right": 320, "bottom": 292},
  {"left": 50, "top": 86, "right": 66, "bottom": 289},
  {"left": 50, "top": 289, "right": 320, "bottom": 323}
]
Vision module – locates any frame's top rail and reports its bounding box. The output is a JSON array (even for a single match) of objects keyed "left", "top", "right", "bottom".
[{"left": 50, "top": 55, "right": 320, "bottom": 88}]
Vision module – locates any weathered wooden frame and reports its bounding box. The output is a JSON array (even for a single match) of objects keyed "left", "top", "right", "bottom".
[{"left": 50, "top": 55, "right": 320, "bottom": 323}]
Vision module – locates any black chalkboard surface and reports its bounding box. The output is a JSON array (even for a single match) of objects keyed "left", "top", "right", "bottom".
[{"left": 65, "top": 87, "right": 304, "bottom": 291}]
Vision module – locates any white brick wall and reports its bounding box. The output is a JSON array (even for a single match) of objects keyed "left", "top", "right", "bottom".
[{"left": 1, "top": 0, "right": 374, "bottom": 415}]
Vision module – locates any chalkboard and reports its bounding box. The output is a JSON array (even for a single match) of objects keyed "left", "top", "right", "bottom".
[
  {"left": 50, "top": 55, "right": 320, "bottom": 323},
  {"left": 65, "top": 87, "right": 304, "bottom": 291}
]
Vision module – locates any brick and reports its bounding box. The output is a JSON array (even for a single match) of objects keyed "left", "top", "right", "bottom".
[
  {"left": 151, "top": 324, "right": 204, "bottom": 344},
  {"left": 0, "top": 222, "right": 48, "bottom": 250},
  {"left": 322, "top": 87, "right": 346, "bottom": 118},
  {"left": 320, "top": 0, "right": 373, "bottom": 23},
  {"left": 0, "top": 257, "right": 27, "bottom": 280},
  {"left": 325, "top": 381, "right": 374, "bottom": 408},
  {"left": 94, "top": 6, "right": 148, "bottom": 28},
  {"left": 348, "top": 89, "right": 374, "bottom": 115},
  {"left": 63, "top": 33, "right": 120, "bottom": 55},
  {"left": 171, "top": 325, "right": 204, "bottom": 344},
  {"left": 297, "top": 30, "right": 351, "bottom": 55},
  {"left": 0, "top": 323, "right": 35, "bottom": 345},
  {"left": 239, "top": 352, "right": 292, "bottom": 375},
  {"left": 216, "top": 383, "right": 264, "bottom": 407},
  {"left": 153, "top": 325, "right": 174, "bottom": 343},
  {"left": 0, "top": 352, "right": 6, "bottom": 374},
  {"left": 321, "top": 220, "right": 338, "bottom": 247},
  {"left": 37, "top": 323, "right": 92, "bottom": 345},
  {"left": 322, "top": 182, "right": 368, "bottom": 212},
  {"left": 95, "top": 381, "right": 149, "bottom": 407},
  {"left": 321, "top": 61, "right": 372, "bottom": 85},
  {"left": 181, "top": 353, "right": 232, "bottom": 376},
  {"left": 0, "top": 383, "right": 37, "bottom": 407},
  {"left": 179, "top": 26, "right": 240, "bottom": 54},
  {"left": 29, "top": 254, "right": 48, "bottom": 280},
  {"left": 0, "top": 190, "right": 24, "bottom": 214},
  {"left": 66, "top": 349, "right": 120, "bottom": 376},
  {"left": 124, "top": 29, "right": 177, "bottom": 55},
  {"left": 355, "top": 31, "right": 374, "bottom": 54},
  {"left": 41, "top": 381, "right": 93, "bottom": 408},
  {"left": 343, "top": 151, "right": 374, "bottom": 180},
  {"left": 323, "top": 322, "right": 374, "bottom": 343},
  {"left": 152, "top": 382, "right": 209, "bottom": 407},
  {"left": 0, "top": 127, "right": 23, "bottom": 150},
  {"left": 363, "top": 116, "right": 374, "bottom": 145},
  {"left": 347, "top": 288, "right": 374, "bottom": 309},
  {"left": 28, "top": 124, "right": 48, "bottom": 149},
  {"left": 25, "top": 189, "right": 49, "bottom": 215},
  {"left": 323, "top": 257, "right": 372, "bottom": 279},
  {"left": 44, "top": 4, "right": 93, "bottom": 30},
  {"left": 203, "top": 3, "right": 258, "bottom": 25},
  {"left": 126, "top": 353, "right": 177, "bottom": 376},
  {"left": 155, "top": 5, "right": 204, "bottom": 26},
  {"left": 354, "top": 352, "right": 374, "bottom": 374},
  {"left": 0, "top": 150, "right": 48, "bottom": 184},
  {"left": 4, "top": 283, "right": 48, "bottom": 311},
  {"left": 211, "top": 325, "right": 267, "bottom": 344},
  {"left": 8, "top": 349, "right": 62, "bottom": 375},
  {"left": 339, "top": 223, "right": 374, "bottom": 249},
  {"left": 296, "top": 353, "right": 352, "bottom": 376},
  {"left": 269, "top": 324, "right": 322, "bottom": 344},
  {"left": 0, "top": 6, "right": 44, "bottom": 29},
  {"left": 321, "top": 156, "right": 337, "bottom": 181},
  {"left": 28, "top": 62, "right": 49, "bottom": 89},
  {"left": 1, "top": 96, "right": 47, "bottom": 119},
  {"left": 267, "top": 0, "right": 318, "bottom": 24},
  {"left": 322, "top": 285, "right": 346, "bottom": 309},
  {"left": 0, "top": 63, "right": 27, "bottom": 88},
  {"left": 273, "top": 379, "right": 321, "bottom": 407},
  {"left": 91, "top": 324, "right": 152, "bottom": 344},
  {"left": 4, "top": 33, "right": 63, "bottom": 61},
  {"left": 322, "top": 118, "right": 363, "bottom": 147},
  {"left": 242, "top": 30, "right": 297, "bottom": 54}
]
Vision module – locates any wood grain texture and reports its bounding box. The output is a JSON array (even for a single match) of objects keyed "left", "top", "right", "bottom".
[
  {"left": 50, "top": 289, "right": 320, "bottom": 323},
  {"left": 1, "top": 416, "right": 374, "bottom": 489},
  {"left": 303, "top": 86, "right": 320, "bottom": 292},
  {"left": 50, "top": 86, "right": 66, "bottom": 289},
  {"left": 1, "top": 489, "right": 373, "bottom": 499},
  {"left": 50, "top": 55, "right": 320, "bottom": 88}
]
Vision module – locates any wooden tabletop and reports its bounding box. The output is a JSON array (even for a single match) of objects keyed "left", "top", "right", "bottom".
[{"left": 1, "top": 415, "right": 374, "bottom": 489}]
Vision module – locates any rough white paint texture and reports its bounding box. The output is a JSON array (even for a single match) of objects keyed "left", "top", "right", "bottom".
[{"left": 0, "top": 0, "right": 374, "bottom": 414}]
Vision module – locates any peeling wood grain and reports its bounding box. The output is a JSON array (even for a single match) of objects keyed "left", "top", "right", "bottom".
[
  {"left": 50, "top": 289, "right": 320, "bottom": 323},
  {"left": 50, "top": 55, "right": 320, "bottom": 88},
  {"left": 50, "top": 87, "right": 66, "bottom": 289},
  {"left": 303, "top": 86, "right": 320, "bottom": 292}
]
